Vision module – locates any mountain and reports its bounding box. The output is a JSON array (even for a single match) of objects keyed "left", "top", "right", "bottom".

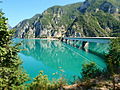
[{"left": 14, "top": 0, "right": 120, "bottom": 38}]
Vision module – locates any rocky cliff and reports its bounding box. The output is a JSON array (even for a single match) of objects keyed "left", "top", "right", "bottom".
[{"left": 14, "top": 0, "right": 120, "bottom": 38}]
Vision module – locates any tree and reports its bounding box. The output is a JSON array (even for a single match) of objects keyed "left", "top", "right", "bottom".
[
  {"left": 81, "top": 62, "right": 101, "bottom": 80},
  {"left": 105, "top": 37, "right": 120, "bottom": 90},
  {"left": 0, "top": 12, "right": 29, "bottom": 89},
  {"left": 106, "top": 37, "right": 120, "bottom": 74}
]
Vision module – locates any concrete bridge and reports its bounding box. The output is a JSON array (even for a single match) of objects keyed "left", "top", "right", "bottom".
[{"left": 61, "top": 37, "right": 116, "bottom": 48}]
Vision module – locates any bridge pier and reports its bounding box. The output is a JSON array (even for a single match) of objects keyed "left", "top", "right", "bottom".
[
  {"left": 75, "top": 41, "right": 79, "bottom": 49},
  {"left": 73, "top": 40, "right": 75, "bottom": 46},
  {"left": 74, "top": 40, "right": 78, "bottom": 48},
  {"left": 69, "top": 40, "right": 72, "bottom": 45},
  {"left": 81, "top": 41, "right": 87, "bottom": 49},
  {"left": 67, "top": 39, "right": 70, "bottom": 44},
  {"left": 68, "top": 40, "right": 70, "bottom": 44},
  {"left": 62, "top": 38, "right": 88, "bottom": 49},
  {"left": 65, "top": 39, "right": 67, "bottom": 43},
  {"left": 61, "top": 38, "right": 64, "bottom": 42},
  {"left": 74, "top": 40, "right": 77, "bottom": 47}
]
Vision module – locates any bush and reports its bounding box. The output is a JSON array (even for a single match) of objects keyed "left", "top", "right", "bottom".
[
  {"left": 28, "top": 71, "right": 66, "bottom": 90},
  {"left": 81, "top": 62, "right": 101, "bottom": 80}
]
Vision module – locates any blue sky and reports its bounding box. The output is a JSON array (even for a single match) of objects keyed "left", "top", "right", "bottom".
[{"left": 1, "top": 0, "right": 84, "bottom": 27}]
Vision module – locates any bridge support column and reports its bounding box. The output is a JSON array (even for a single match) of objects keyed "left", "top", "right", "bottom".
[
  {"left": 63, "top": 38, "right": 65, "bottom": 42},
  {"left": 75, "top": 40, "right": 78, "bottom": 48},
  {"left": 73, "top": 40, "right": 75, "bottom": 46},
  {"left": 74, "top": 40, "right": 77, "bottom": 47},
  {"left": 67, "top": 39, "right": 69, "bottom": 44},
  {"left": 81, "top": 41, "right": 87, "bottom": 49},
  {"left": 61, "top": 38, "right": 64, "bottom": 42},
  {"left": 65, "top": 39, "right": 67, "bottom": 43},
  {"left": 68, "top": 39, "right": 70, "bottom": 44},
  {"left": 69, "top": 40, "right": 71, "bottom": 45},
  {"left": 76, "top": 40, "right": 80, "bottom": 48}
]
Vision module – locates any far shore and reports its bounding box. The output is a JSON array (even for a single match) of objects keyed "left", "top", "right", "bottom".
[{"left": 20, "top": 37, "right": 59, "bottom": 40}]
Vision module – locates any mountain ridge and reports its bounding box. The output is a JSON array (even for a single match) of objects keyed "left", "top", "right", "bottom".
[{"left": 14, "top": 0, "right": 120, "bottom": 38}]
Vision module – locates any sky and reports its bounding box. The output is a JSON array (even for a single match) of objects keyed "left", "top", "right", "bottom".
[{"left": 0, "top": 0, "right": 84, "bottom": 27}]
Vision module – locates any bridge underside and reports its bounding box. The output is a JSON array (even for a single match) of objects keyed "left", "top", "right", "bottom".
[{"left": 61, "top": 37, "right": 114, "bottom": 48}]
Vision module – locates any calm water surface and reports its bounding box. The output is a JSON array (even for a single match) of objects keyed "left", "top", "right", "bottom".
[{"left": 14, "top": 39, "right": 109, "bottom": 83}]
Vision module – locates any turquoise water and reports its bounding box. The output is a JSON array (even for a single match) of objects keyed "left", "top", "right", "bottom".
[{"left": 14, "top": 39, "right": 108, "bottom": 83}]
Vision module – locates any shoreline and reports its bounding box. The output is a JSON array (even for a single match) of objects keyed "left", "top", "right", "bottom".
[{"left": 19, "top": 37, "right": 59, "bottom": 40}]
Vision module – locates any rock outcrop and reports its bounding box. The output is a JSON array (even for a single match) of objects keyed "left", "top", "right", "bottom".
[{"left": 14, "top": 0, "right": 120, "bottom": 38}]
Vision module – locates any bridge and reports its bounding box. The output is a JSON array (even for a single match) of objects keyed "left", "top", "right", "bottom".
[{"left": 61, "top": 37, "right": 116, "bottom": 48}]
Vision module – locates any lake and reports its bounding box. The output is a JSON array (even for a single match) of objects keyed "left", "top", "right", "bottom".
[{"left": 14, "top": 38, "right": 109, "bottom": 83}]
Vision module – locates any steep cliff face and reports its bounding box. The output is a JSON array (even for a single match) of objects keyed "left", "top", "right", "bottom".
[
  {"left": 14, "top": 0, "right": 120, "bottom": 38},
  {"left": 14, "top": 14, "right": 43, "bottom": 38},
  {"left": 79, "top": 0, "right": 120, "bottom": 13}
]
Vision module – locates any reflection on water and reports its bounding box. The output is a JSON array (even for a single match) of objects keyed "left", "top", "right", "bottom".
[
  {"left": 14, "top": 38, "right": 108, "bottom": 83},
  {"left": 84, "top": 42, "right": 109, "bottom": 54},
  {"left": 67, "top": 40, "right": 109, "bottom": 55}
]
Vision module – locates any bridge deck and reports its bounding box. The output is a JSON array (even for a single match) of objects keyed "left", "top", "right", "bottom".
[
  {"left": 64, "top": 37, "right": 116, "bottom": 39},
  {"left": 63, "top": 37, "right": 116, "bottom": 43}
]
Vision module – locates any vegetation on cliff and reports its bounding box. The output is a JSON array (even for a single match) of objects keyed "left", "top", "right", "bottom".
[{"left": 14, "top": 0, "right": 120, "bottom": 38}]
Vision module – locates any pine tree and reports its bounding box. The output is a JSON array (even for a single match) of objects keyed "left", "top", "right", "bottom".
[{"left": 0, "top": 12, "right": 29, "bottom": 89}]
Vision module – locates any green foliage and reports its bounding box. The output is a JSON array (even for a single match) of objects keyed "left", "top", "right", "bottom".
[
  {"left": 67, "top": 10, "right": 120, "bottom": 37},
  {"left": 106, "top": 37, "right": 120, "bottom": 74},
  {"left": 28, "top": 71, "right": 66, "bottom": 90},
  {"left": 92, "top": 11, "right": 120, "bottom": 37},
  {"left": 81, "top": 62, "right": 101, "bottom": 80},
  {"left": 0, "top": 12, "right": 29, "bottom": 89},
  {"left": 86, "top": 0, "right": 120, "bottom": 11}
]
